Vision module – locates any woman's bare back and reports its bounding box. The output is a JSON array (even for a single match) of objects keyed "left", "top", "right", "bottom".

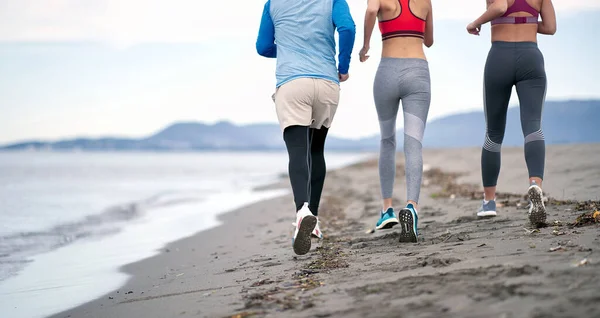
[
  {"left": 378, "top": 0, "right": 432, "bottom": 59},
  {"left": 490, "top": 0, "right": 543, "bottom": 42}
]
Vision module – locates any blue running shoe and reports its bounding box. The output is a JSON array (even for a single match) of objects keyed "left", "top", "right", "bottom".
[
  {"left": 399, "top": 204, "right": 419, "bottom": 243},
  {"left": 477, "top": 199, "right": 497, "bottom": 218},
  {"left": 375, "top": 207, "right": 399, "bottom": 230}
]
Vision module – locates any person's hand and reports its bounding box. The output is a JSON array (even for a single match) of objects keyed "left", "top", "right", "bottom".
[
  {"left": 359, "top": 46, "right": 370, "bottom": 62},
  {"left": 339, "top": 73, "right": 349, "bottom": 82},
  {"left": 467, "top": 22, "right": 481, "bottom": 35}
]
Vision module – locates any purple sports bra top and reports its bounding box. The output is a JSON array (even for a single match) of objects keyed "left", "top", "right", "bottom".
[{"left": 491, "top": 0, "right": 539, "bottom": 25}]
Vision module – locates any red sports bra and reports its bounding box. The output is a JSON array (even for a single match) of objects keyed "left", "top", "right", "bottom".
[{"left": 378, "top": 0, "right": 426, "bottom": 41}]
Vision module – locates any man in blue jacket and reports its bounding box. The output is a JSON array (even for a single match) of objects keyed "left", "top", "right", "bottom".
[{"left": 256, "top": 0, "right": 356, "bottom": 255}]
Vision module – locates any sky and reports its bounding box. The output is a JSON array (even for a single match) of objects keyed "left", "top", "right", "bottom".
[{"left": 0, "top": 0, "right": 599, "bottom": 144}]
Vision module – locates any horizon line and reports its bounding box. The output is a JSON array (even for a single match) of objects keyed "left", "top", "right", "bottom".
[{"left": 1, "top": 98, "right": 597, "bottom": 146}]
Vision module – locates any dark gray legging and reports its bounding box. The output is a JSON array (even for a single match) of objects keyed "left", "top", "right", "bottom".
[{"left": 482, "top": 41, "right": 546, "bottom": 187}]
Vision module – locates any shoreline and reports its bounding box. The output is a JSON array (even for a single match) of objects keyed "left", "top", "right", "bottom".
[
  {"left": 51, "top": 144, "right": 600, "bottom": 318},
  {"left": 0, "top": 151, "right": 370, "bottom": 318},
  {"left": 42, "top": 154, "right": 373, "bottom": 318}
]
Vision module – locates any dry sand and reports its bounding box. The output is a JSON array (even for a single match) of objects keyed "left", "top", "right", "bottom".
[{"left": 52, "top": 144, "right": 600, "bottom": 318}]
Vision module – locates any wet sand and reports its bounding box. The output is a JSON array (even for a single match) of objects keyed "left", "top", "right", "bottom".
[{"left": 52, "top": 144, "right": 600, "bottom": 318}]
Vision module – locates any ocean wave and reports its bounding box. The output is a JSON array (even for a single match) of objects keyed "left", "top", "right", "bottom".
[{"left": 0, "top": 191, "right": 206, "bottom": 282}]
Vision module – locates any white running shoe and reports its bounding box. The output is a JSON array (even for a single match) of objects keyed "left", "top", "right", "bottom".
[
  {"left": 292, "top": 217, "right": 323, "bottom": 238},
  {"left": 292, "top": 203, "right": 317, "bottom": 255},
  {"left": 311, "top": 217, "right": 323, "bottom": 239},
  {"left": 528, "top": 183, "right": 547, "bottom": 228}
]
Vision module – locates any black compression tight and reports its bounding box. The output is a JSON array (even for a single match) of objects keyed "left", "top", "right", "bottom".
[{"left": 283, "top": 125, "right": 328, "bottom": 216}]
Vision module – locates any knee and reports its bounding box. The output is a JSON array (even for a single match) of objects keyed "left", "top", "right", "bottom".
[
  {"left": 524, "top": 129, "right": 544, "bottom": 144},
  {"left": 523, "top": 122, "right": 544, "bottom": 144},
  {"left": 485, "top": 127, "right": 505, "bottom": 143},
  {"left": 483, "top": 132, "right": 502, "bottom": 153},
  {"left": 403, "top": 113, "right": 426, "bottom": 144},
  {"left": 380, "top": 134, "right": 396, "bottom": 148},
  {"left": 404, "top": 134, "right": 423, "bottom": 149}
]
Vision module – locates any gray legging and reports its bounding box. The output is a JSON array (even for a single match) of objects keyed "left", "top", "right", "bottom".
[
  {"left": 374, "top": 58, "right": 431, "bottom": 203},
  {"left": 482, "top": 41, "right": 546, "bottom": 187}
]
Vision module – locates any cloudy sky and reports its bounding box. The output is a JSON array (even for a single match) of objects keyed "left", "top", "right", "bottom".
[{"left": 1, "top": 0, "right": 599, "bottom": 144}]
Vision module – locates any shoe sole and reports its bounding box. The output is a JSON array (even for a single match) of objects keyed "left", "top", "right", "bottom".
[
  {"left": 399, "top": 209, "right": 417, "bottom": 243},
  {"left": 293, "top": 215, "right": 317, "bottom": 255},
  {"left": 528, "top": 186, "right": 547, "bottom": 228},
  {"left": 375, "top": 218, "right": 400, "bottom": 230},
  {"left": 477, "top": 211, "right": 497, "bottom": 218}
]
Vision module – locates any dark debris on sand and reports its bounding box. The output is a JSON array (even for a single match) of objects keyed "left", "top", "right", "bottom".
[
  {"left": 547, "top": 199, "right": 600, "bottom": 227},
  {"left": 424, "top": 168, "right": 526, "bottom": 203},
  {"left": 231, "top": 196, "right": 352, "bottom": 317},
  {"left": 305, "top": 242, "right": 349, "bottom": 271},
  {"left": 227, "top": 311, "right": 264, "bottom": 318},
  {"left": 231, "top": 159, "right": 600, "bottom": 318},
  {"left": 424, "top": 168, "right": 479, "bottom": 199},
  {"left": 571, "top": 210, "right": 600, "bottom": 227},
  {"left": 548, "top": 199, "right": 600, "bottom": 211}
]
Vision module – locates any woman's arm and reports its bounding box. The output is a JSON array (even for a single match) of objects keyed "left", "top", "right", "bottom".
[
  {"left": 473, "top": 0, "right": 508, "bottom": 26},
  {"left": 537, "top": 0, "right": 556, "bottom": 35},
  {"left": 467, "top": 0, "right": 508, "bottom": 35},
  {"left": 359, "top": 0, "right": 380, "bottom": 62},
  {"left": 424, "top": 0, "right": 433, "bottom": 47}
]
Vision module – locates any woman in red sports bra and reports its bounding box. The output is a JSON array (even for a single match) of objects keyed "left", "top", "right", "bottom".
[
  {"left": 466, "top": 0, "right": 557, "bottom": 228},
  {"left": 360, "top": 0, "right": 434, "bottom": 243}
]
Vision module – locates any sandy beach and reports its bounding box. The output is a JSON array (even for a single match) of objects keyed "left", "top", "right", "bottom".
[{"left": 52, "top": 144, "right": 600, "bottom": 318}]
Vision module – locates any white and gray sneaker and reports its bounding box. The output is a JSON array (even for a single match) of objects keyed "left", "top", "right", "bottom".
[
  {"left": 294, "top": 216, "right": 323, "bottom": 239},
  {"left": 477, "top": 198, "right": 497, "bottom": 217},
  {"left": 527, "top": 183, "right": 547, "bottom": 228},
  {"left": 292, "top": 203, "right": 317, "bottom": 255},
  {"left": 311, "top": 218, "right": 323, "bottom": 239}
]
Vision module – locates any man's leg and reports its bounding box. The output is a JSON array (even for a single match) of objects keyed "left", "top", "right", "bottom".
[
  {"left": 308, "top": 127, "right": 329, "bottom": 216},
  {"left": 274, "top": 78, "right": 315, "bottom": 212},
  {"left": 283, "top": 125, "right": 311, "bottom": 212},
  {"left": 274, "top": 78, "right": 318, "bottom": 255},
  {"left": 306, "top": 79, "right": 340, "bottom": 240}
]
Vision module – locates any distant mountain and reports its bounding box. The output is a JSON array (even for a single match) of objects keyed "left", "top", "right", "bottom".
[
  {"left": 1, "top": 100, "right": 599, "bottom": 151},
  {"left": 344, "top": 99, "right": 600, "bottom": 149},
  {"left": 421, "top": 100, "right": 600, "bottom": 148}
]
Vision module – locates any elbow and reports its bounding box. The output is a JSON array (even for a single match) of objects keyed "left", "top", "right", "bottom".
[
  {"left": 256, "top": 43, "right": 267, "bottom": 56},
  {"left": 348, "top": 24, "right": 357, "bottom": 34},
  {"left": 256, "top": 42, "right": 271, "bottom": 57},
  {"left": 492, "top": 2, "right": 508, "bottom": 16},
  {"left": 366, "top": 7, "right": 378, "bottom": 16},
  {"left": 539, "top": 23, "right": 557, "bottom": 35},
  {"left": 338, "top": 23, "right": 356, "bottom": 36}
]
